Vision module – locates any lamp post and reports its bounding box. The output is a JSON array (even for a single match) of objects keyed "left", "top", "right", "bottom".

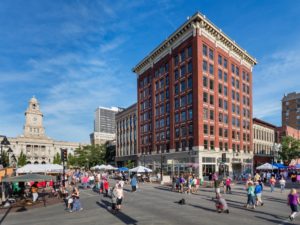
[{"left": 0, "top": 136, "right": 11, "bottom": 167}]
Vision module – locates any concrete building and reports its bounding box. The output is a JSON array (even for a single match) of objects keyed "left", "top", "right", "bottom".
[
  {"left": 1, "top": 97, "right": 81, "bottom": 165},
  {"left": 252, "top": 118, "right": 279, "bottom": 168},
  {"left": 90, "top": 107, "right": 122, "bottom": 145},
  {"left": 115, "top": 103, "right": 138, "bottom": 166},
  {"left": 133, "top": 12, "right": 257, "bottom": 178},
  {"left": 282, "top": 92, "right": 300, "bottom": 130}
]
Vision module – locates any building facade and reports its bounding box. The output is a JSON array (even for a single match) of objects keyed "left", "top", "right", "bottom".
[
  {"left": 282, "top": 92, "right": 300, "bottom": 130},
  {"left": 115, "top": 103, "right": 138, "bottom": 166},
  {"left": 276, "top": 125, "right": 300, "bottom": 142},
  {"left": 90, "top": 107, "right": 122, "bottom": 145},
  {"left": 133, "top": 12, "right": 257, "bottom": 178},
  {"left": 252, "top": 118, "right": 278, "bottom": 168},
  {"left": 2, "top": 97, "right": 81, "bottom": 165}
]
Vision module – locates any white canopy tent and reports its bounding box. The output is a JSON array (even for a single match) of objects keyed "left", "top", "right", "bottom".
[
  {"left": 91, "top": 164, "right": 106, "bottom": 170},
  {"left": 106, "top": 165, "right": 118, "bottom": 170},
  {"left": 129, "top": 166, "right": 153, "bottom": 173},
  {"left": 256, "top": 163, "right": 278, "bottom": 170},
  {"left": 16, "top": 164, "right": 63, "bottom": 174}
]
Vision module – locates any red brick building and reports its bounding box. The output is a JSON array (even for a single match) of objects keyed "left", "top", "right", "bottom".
[{"left": 133, "top": 12, "right": 257, "bottom": 178}]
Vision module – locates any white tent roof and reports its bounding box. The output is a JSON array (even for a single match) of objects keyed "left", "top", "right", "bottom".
[
  {"left": 91, "top": 164, "right": 106, "bottom": 170},
  {"left": 16, "top": 164, "right": 63, "bottom": 174},
  {"left": 106, "top": 165, "right": 118, "bottom": 170},
  {"left": 129, "top": 166, "right": 152, "bottom": 173},
  {"left": 256, "top": 163, "right": 278, "bottom": 170}
]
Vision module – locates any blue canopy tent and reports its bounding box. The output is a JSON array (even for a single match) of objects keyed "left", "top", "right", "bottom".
[
  {"left": 272, "top": 163, "right": 287, "bottom": 169},
  {"left": 118, "top": 167, "right": 129, "bottom": 172}
]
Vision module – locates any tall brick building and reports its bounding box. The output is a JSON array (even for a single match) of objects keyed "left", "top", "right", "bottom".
[
  {"left": 282, "top": 92, "right": 300, "bottom": 130},
  {"left": 133, "top": 12, "right": 257, "bottom": 178}
]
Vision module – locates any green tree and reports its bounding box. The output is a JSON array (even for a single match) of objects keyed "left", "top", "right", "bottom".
[
  {"left": 126, "top": 160, "right": 135, "bottom": 169},
  {"left": 72, "top": 145, "right": 106, "bottom": 169},
  {"left": 279, "top": 136, "right": 300, "bottom": 162},
  {"left": 0, "top": 151, "right": 9, "bottom": 167},
  {"left": 17, "top": 151, "right": 27, "bottom": 167},
  {"left": 67, "top": 153, "right": 76, "bottom": 167},
  {"left": 53, "top": 152, "right": 61, "bottom": 164}
]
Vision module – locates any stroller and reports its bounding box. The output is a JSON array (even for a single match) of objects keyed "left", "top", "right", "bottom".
[{"left": 215, "top": 194, "right": 229, "bottom": 213}]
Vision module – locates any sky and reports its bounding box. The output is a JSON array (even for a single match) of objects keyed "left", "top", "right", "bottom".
[{"left": 0, "top": 0, "right": 299, "bottom": 143}]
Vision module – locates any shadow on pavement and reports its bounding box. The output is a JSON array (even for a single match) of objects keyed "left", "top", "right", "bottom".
[
  {"left": 255, "top": 215, "right": 293, "bottom": 225},
  {"left": 0, "top": 206, "right": 12, "bottom": 225},
  {"left": 188, "top": 203, "right": 217, "bottom": 213},
  {"left": 96, "top": 199, "right": 138, "bottom": 225}
]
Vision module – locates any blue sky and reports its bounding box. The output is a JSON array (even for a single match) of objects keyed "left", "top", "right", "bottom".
[{"left": 0, "top": 0, "right": 299, "bottom": 143}]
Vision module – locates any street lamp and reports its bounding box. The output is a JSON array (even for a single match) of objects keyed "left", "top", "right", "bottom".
[{"left": 0, "top": 136, "right": 10, "bottom": 166}]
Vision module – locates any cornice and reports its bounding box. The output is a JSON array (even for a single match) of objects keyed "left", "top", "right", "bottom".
[{"left": 133, "top": 12, "right": 257, "bottom": 75}]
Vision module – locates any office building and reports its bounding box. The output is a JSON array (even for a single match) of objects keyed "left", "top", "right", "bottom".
[
  {"left": 133, "top": 12, "right": 257, "bottom": 178},
  {"left": 282, "top": 92, "right": 300, "bottom": 130}
]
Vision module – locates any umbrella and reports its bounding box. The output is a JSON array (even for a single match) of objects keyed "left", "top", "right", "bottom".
[
  {"left": 256, "top": 163, "right": 278, "bottom": 170},
  {"left": 129, "top": 166, "right": 152, "bottom": 173},
  {"left": 2, "top": 173, "right": 56, "bottom": 182},
  {"left": 16, "top": 164, "right": 63, "bottom": 174},
  {"left": 272, "top": 163, "right": 287, "bottom": 169},
  {"left": 118, "top": 167, "right": 129, "bottom": 172}
]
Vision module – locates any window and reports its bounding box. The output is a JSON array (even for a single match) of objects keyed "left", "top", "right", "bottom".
[
  {"left": 232, "top": 77, "right": 235, "bottom": 87},
  {"left": 236, "top": 93, "right": 240, "bottom": 102},
  {"left": 204, "top": 140, "right": 208, "bottom": 149},
  {"left": 174, "top": 55, "right": 179, "bottom": 66},
  {"left": 210, "top": 125, "right": 214, "bottom": 135},
  {"left": 166, "top": 89, "right": 169, "bottom": 99},
  {"left": 203, "top": 44, "right": 207, "bottom": 56},
  {"left": 236, "top": 80, "right": 239, "bottom": 89},
  {"left": 210, "top": 110, "right": 214, "bottom": 120},
  {"left": 180, "top": 81, "right": 186, "bottom": 92},
  {"left": 224, "top": 86, "right": 228, "bottom": 96},
  {"left": 166, "top": 75, "right": 169, "bottom": 85},
  {"left": 188, "top": 62, "right": 192, "bottom": 73},
  {"left": 223, "top": 58, "right": 227, "bottom": 68},
  {"left": 187, "top": 92, "right": 193, "bottom": 104},
  {"left": 224, "top": 129, "right": 228, "bottom": 137},
  {"left": 218, "top": 69, "right": 222, "bottom": 80},
  {"left": 236, "top": 67, "right": 239, "bottom": 76},
  {"left": 175, "top": 128, "right": 180, "bottom": 137},
  {"left": 218, "top": 55, "right": 222, "bottom": 65},
  {"left": 181, "top": 126, "right": 187, "bottom": 136},
  {"left": 231, "top": 64, "right": 235, "bottom": 73},
  {"left": 203, "top": 108, "right": 208, "bottom": 120},
  {"left": 188, "top": 124, "right": 193, "bottom": 135},
  {"left": 218, "top": 83, "right": 222, "bottom": 94},
  {"left": 203, "top": 92, "right": 208, "bottom": 103},
  {"left": 219, "top": 127, "right": 223, "bottom": 136},
  {"left": 232, "top": 130, "right": 235, "bottom": 139},
  {"left": 210, "top": 141, "right": 215, "bottom": 150},
  {"left": 188, "top": 108, "right": 193, "bottom": 120},
  {"left": 175, "top": 113, "right": 179, "bottom": 123},
  {"left": 180, "top": 50, "right": 185, "bottom": 62},
  {"left": 175, "top": 98, "right": 179, "bottom": 109},
  {"left": 219, "top": 142, "right": 223, "bottom": 151},
  {"left": 209, "top": 49, "right": 214, "bottom": 60},
  {"left": 181, "top": 111, "right": 186, "bottom": 121},
  {"left": 188, "top": 46, "right": 192, "bottom": 57},
  {"left": 180, "top": 96, "right": 186, "bottom": 107},
  {"left": 188, "top": 76, "right": 192, "bottom": 89},
  {"left": 175, "top": 69, "right": 179, "bottom": 80},
  {"left": 209, "top": 95, "right": 214, "bottom": 105},
  {"left": 175, "top": 84, "right": 179, "bottom": 95},
  {"left": 232, "top": 90, "right": 235, "bottom": 100},
  {"left": 224, "top": 72, "right": 228, "bottom": 82},
  {"left": 209, "top": 79, "right": 214, "bottom": 90},
  {"left": 224, "top": 114, "right": 228, "bottom": 124},
  {"left": 180, "top": 65, "right": 186, "bottom": 77},
  {"left": 209, "top": 64, "right": 214, "bottom": 75},
  {"left": 219, "top": 112, "right": 223, "bottom": 122},
  {"left": 225, "top": 142, "right": 228, "bottom": 151},
  {"left": 218, "top": 98, "right": 223, "bottom": 108},
  {"left": 204, "top": 124, "right": 208, "bottom": 134},
  {"left": 203, "top": 60, "right": 207, "bottom": 71},
  {"left": 203, "top": 76, "right": 208, "bottom": 87}
]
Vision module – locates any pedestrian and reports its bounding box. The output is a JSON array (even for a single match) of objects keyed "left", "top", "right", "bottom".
[
  {"left": 70, "top": 185, "right": 83, "bottom": 212},
  {"left": 31, "top": 182, "right": 39, "bottom": 203},
  {"left": 213, "top": 179, "right": 221, "bottom": 199},
  {"left": 288, "top": 188, "right": 300, "bottom": 221},
  {"left": 130, "top": 175, "right": 137, "bottom": 192},
  {"left": 279, "top": 177, "right": 286, "bottom": 193},
  {"left": 114, "top": 182, "right": 124, "bottom": 211},
  {"left": 254, "top": 181, "right": 264, "bottom": 206},
  {"left": 269, "top": 176, "right": 276, "bottom": 192},
  {"left": 225, "top": 177, "right": 232, "bottom": 194},
  {"left": 103, "top": 179, "right": 109, "bottom": 197},
  {"left": 179, "top": 175, "right": 185, "bottom": 193},
  {"left": 245, "top": 181, "right": 256, "bottom": 209},
  {"left": 215, "top": 193, "right": 229, "bottom": 213}
]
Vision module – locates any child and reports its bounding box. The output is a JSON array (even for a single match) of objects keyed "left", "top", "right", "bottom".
[{"left": 215, "top": 193, "right": 229, "bottom": 213}]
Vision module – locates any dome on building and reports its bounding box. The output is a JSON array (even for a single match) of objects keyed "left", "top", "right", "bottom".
[{"left": 29, "top": 96, "right": 38, "bottom": 103}]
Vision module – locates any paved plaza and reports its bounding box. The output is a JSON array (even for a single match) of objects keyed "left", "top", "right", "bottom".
[{"left": 0, "top": 182, "right": 298, "bottom": 225}]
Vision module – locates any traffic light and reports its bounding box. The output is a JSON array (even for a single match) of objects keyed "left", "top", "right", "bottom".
[
  {"left": 61, "top": 148, "right": 68, "bottom": 162},
  {"left": 222, "top": 153, "right": 226, "bottom": 163}
]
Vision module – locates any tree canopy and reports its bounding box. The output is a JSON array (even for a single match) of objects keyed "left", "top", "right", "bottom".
[
  {"left": 17, "top": 151, "right": 27, "bottom": 167},
  {"left": 279, "top": 136, "right": 300, "bottom": 163}
]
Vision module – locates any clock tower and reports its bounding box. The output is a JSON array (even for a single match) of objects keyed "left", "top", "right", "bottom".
[{"left": 23, "top": 96, "right": 46, "bottom": 138}]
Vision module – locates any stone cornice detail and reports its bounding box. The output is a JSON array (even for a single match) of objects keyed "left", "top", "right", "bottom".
[{"left": 133, "top": 12, "right": 257, "bottom": 75}]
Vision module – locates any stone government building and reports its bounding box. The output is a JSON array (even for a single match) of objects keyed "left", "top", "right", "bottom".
[{"left": 4, "top": 97, "right": 82, "bottom": 164}]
